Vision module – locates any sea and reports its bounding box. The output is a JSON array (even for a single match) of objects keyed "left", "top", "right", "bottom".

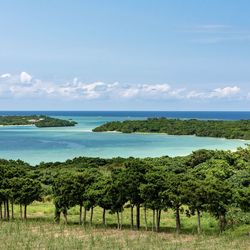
[{"left": 0, "top": 111, "right": 249, "bottom": 165}]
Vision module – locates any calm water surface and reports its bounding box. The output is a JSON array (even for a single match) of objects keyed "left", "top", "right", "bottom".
[{"left": 0, "top": 111, "right": 249, "bottom": 165}]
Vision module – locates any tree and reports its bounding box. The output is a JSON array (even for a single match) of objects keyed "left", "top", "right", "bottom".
[
  {"left": 86, "top": 173, "right": 113, "bottom": 226},
  {"left": 123, "top": 159, "right": 148, "bottom": 230},
  {"left": 181, "top": 175, "right": 207, "bottom": 234},
  {"left": 0, "top": 161, "right": 29, "bottom": 220},
  {"left": 187, "top": 149, "right": 214, "bottom": 168},
  {"left": 230, "top": 168, "right": 250, "bottom": 213},
  {"left": 52, "top": 173, "right": 77, "bottom": 223},
  {"left": 164, "top": 173, "right": 187, "bottom": 234},
  {"left": 191, "top": 159, "right": 235, "bottom": 232},
  {"left": 140, "top": 168, "right": 169, "bottom": 231},
  {"left": 72, "top": 170, "right": 97, "bottom": 225},
  {"left": 205, "top": 178, "right": 233, "bottom": 232},
  {"left": 14, "top": 178, "right": 42, "bottom": 219},
  {"left": 109, "top": 168, "right": 128, "bottom": 229}
]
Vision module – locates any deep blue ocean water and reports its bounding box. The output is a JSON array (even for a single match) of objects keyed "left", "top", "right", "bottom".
[
  {"left": 0, "top": 111, "right": 250, "bottom": 120},
  {"left": 0, "top": 111, "right": 249, "bottom": 165}
]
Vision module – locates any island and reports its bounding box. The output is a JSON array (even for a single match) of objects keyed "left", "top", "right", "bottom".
[
  {"left": 93, "top": 118, "right": 250, "bottom": 140},
  {"left": 0, "top": 115, "right": 77, "bottom": 127}
]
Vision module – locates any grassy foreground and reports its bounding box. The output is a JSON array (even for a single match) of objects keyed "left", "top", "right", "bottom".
[{"left": 0, "top": 201, "right": 249, "bottom": 250}]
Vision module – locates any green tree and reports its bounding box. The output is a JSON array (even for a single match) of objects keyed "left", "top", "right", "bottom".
[
  {"left": 164, "top": 173, "right": 187, "bottom": 234},
  {"left": 123, "top": 159, "right": 148, "bottom": 230},
  {"left": 86, "top": 173, "right": 113, "bottom": 226},
  {"left": 140, "top": 168, "right": 169, "bottom": 231},
  {"left": 72, "top": 170, "right": 97, "bottom": 225},
  {"left": 182, "top": 175, "right": 207, "bottom": 234},
  {"left": 14, "top": 178, "right": 42, "bottom": 219},
  {"left": 52, "top": 173, "right": 77, "bottom": 223}
]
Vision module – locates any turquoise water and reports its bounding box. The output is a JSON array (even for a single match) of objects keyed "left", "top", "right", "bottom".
[{"left": 0, "top": 115, "right": 249, "bottom": 165}]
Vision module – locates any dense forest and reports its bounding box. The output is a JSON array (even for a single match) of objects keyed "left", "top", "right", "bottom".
[
  {"left": 93, "top": 118, "right": 250, "bottom": 140},
  {"left": 0, "top": 115, "right": 77, "bottom": 127},
  {"left": 0, "top": 147, "right": 250, "bottom": 233}
]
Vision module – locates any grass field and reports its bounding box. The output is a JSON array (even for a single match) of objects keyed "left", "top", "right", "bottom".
[{"left": 0, "top": 201, "right": 249, "bottom": 249}]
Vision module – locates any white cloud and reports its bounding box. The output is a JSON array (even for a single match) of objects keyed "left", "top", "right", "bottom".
[
  {"left": 168, "top": 88, "right": 186, "bottom": 98},
  {"left": 209, "top": 86, "right": 240, "bottom": 98},
  {"left": 0, "top": 73, "right": 11, "bottom": 79},
  {"left": 20, "top": 72, "right": 32, "bottom": 83},
  {"left": 120, "top": 88, "right": 139, "bottom": 98},
  {"left": 0, "top": 72, "right": 248, "bottom": 102},
  {"left": 187, "top": 90, "right": 205, "bottom": 99},
  {"left": 187, "top": 86, "right": 241, "bottom": 99},
  {"left": 142, "top": 84, "right": 170, "bottom": 93},
  {"left": 118, "top": 83, "right": 171, "bottom": 99}
]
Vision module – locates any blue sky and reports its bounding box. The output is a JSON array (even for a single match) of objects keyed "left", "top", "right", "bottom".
[{"left": 0, "top": 0, "right": 250, "bottom": 110}]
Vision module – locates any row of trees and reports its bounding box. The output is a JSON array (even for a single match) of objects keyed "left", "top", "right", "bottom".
[{"left": 0, "top": 147, "right": 250, "bottom": 234}]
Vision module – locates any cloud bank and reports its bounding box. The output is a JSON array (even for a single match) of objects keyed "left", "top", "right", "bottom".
[{"left": 0, "top": 72, "right": 247, "bottom": 102}]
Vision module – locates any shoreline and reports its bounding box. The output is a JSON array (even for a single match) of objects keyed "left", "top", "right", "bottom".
[
  {"left": 0, "top": 124, "right": 35, "bottom": 127},
  {"left": 1, "top": 143, "right": 248, "bottom": 166},
  {"left": 94, "top": 130, "right": 250, "bottom": 142}
]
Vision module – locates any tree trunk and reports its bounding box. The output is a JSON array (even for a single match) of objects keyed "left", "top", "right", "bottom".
[
  {"left": 63, "top": 209, "right": 68, "bottom": 224},
  {"left": 144, "top": 206, "right": 148, "bottom": 231},
  {"left": 219, "top": 214, "right": 226, "bottom": 232},
  {"left": 0, "top": 202, "right": 2, "bottom": 219},
  {"left": 24, "top": 205, "right": 27, "bottom": 220},
  {"left": 102, "top": 208, "right": 106, "bottom": 226},
  {"left": 11, "top": 199, "right": 14, "bottom": 219},
  {"left": 54, "top": 206, "right": 60, "bottom": 223},
  {"left": 117, "top": 211, "right": 120, "bottom": 229},
  {"left": 120, "top": 211, "right": 123, "bottom": 230},
  {"left": 136, "top": 204, "right": 140, "bottom": 230},
  {"left": 197, "top": 209, "right": 201, "bottom": 234},
  {"left": 6, "top": 200, "right": 10, "bottom": 220},
  {"left": 152, "top": 209, "right": 155, "bottom": 232},
  {"left": 4, "top": 200, "right": 7, "bottom": 219},
  {"left": 20, "top": 204, "right": 23, "bottom": 219},
  {"left": 90, "top": 207, "right": 93, "bottom": 226},
  {"left": 79, "top": 205, "right": 83, "bottom": 225},
  {"left": 130, "top": 204, "right": 134, "bottom": 229},
  {"left": 83, "top": 207, "right": 87, "bottom": 225},
  {"left": 176, "top": 206, "right": 181, "bottom": 234},
  {"left": 156, "top": 209, "right": 161, "bottom": 232},
  {"left": 156, "top": 209, "right": 159, "bottom": 232}
]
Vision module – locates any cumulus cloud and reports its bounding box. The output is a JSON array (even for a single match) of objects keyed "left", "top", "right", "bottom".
[
  {"left": 20, "top": 72, "right": 32, "bottom": 83},
  {"left": 0, "top": 72, "right": 247, "bottom": 102},
  {"left": 209, "top": 86, "right": 240, "bottom": 98}
]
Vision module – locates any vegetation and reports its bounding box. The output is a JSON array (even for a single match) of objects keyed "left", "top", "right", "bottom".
[
  {"left": 0, "top": 115, "right": 77, "bottom": 127},
  {"left": 0, "top": 207, "right": 250, "bottom": 250},
  {"left": 93, "top": 118, "right": 250, "bottom": 140},
  {"left": 0, "top": 147, "right": 250, "bottom": 248}
]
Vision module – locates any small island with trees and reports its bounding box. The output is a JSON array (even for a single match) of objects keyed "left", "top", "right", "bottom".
[
  {"left": 93, "top": 118, "right": 250, "bottom": 140},
  {"left": 0, "top": 115, "right": 77, "bottom": 127}
]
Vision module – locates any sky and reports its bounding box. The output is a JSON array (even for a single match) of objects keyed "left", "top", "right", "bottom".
[{"left": 0, "top": 0, "right": 250, "bottom": 111}]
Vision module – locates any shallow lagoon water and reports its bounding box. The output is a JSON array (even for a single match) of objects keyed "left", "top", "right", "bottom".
[{"left": 0, "top": 115, "right": 249, "bottom": 165}]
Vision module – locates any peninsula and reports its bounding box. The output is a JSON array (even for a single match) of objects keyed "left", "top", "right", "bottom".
[
  {"left": 0, "top": 115, "right": 77, "bottom": 127},
  {"left": 93, "top": 118, "right": 250, "bottom": 140}
]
